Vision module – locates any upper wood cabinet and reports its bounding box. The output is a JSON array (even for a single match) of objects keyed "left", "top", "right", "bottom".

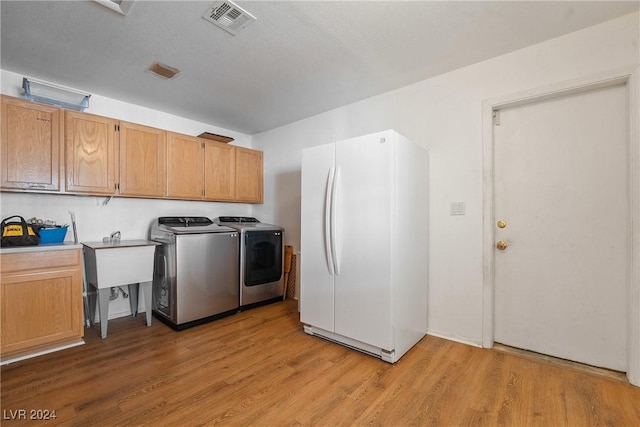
[
  {"left": 167, "top": 134, "right": 263, "bottom": 203},
  {"left": 204, "top": 140, "right": 235, "bottom": 201},
  {"left": 65, "top": 110, "right": 118, "bottom": 195},
  {"left": 1, "top": 96, "right": 263, "bottom": 203},
  {"left": 1, "top": 95, "right": 61, "bottom": 191},
  {"left": 119, "top": 121, "right": 166, "bottom": 198},
  {"left": 166, "top": 132, "right": 204, "bottom": 200},
  {"left": 235, "top": 146, "right": 263, "bottom": 203}
]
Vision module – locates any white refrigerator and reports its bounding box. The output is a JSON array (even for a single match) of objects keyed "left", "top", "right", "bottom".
[{"left": 300, "top": 129, "right": 429, "bottom": 363}]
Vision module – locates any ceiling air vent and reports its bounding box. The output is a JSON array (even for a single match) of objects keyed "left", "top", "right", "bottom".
[
  {"left": 202, "top": 1, "right": 256, "bottom": 35},
  {"left": 148, "top": 62, "right": 181, "bottom": 79}
]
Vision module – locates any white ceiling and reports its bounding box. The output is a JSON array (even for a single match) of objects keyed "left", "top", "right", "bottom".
[{"left": 1, "top": 1, "right": 638, "bottom": 134}]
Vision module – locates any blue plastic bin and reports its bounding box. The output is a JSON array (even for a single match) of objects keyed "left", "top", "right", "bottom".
[{"left": 39, "top": 226, "right": 68, "bottom": 244}]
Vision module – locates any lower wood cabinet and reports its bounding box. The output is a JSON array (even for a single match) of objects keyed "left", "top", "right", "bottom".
[{"left": 0, "top": 248, "right": 84, "bottom": 361}]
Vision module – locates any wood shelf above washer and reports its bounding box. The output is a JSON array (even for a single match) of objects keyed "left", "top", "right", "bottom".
[{"left": 198, "top": 132, "right": 234, "bottom": 144}]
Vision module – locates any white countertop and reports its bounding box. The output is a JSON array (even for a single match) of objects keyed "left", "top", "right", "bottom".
[{"left": 0, "top": 242, "right": 83, "bottom": 254}]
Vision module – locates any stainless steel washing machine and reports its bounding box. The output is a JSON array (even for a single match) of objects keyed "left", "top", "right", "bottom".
[
  {"left": 214, "top": 217, "right": 284, "bottom": 309},
  {"left": 150, "top": 216, "right": 239, "bottom": 329}
]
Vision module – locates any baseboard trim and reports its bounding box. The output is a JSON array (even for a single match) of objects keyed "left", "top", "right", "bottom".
[
  {"left": 492, "top": 343, "right": 628, "bottom": 383},
  {"left": 426, "top": 330, "right": 482, "bottom": 348},
  {"left": 1, "top": 340, "right": 85, "bottom": 366}
]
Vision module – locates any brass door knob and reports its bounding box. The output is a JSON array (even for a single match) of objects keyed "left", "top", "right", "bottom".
[
  {"left": 497, "top": 220, "right": 507, "bottom": 229},
  {"left": 496, "top": 240, "right": 508, "bottom": 250}
]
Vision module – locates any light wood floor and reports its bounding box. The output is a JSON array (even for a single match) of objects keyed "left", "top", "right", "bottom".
[{"left": 2, "top": 300, "right": 639, "bottom": 426}]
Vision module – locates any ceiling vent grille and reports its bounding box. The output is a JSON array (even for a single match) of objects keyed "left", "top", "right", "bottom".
[
  {"left": 202, "top": 1, "right": 256, "bottom": 35},
  {"left": 148, "top": 62, "right": 181, "bottom": 79}
]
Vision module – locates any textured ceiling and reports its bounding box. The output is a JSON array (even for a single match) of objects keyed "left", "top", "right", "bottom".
[{"left": 1, "top": 1, "right": 638, "bottom": 134}]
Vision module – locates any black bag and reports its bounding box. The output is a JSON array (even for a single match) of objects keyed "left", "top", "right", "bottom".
[{"left": 1, "top": 216, "right": 40, "bottom": 247}]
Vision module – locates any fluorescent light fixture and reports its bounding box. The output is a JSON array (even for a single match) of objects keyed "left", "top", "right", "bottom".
[
  {"left": 93, "top": 0, "right": 135, "bottom": 15},
  {"left": 22, "top": 77, "right": 91, "bottom": 111}
]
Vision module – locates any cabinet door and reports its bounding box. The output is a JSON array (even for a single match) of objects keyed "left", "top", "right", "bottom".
[
  {"left": 1, "top": 250, "right": 83, "bottom": 358},
  {"left": 235, "top": 147, "right": 263, "bottom": 203},
  {"left": 166, "top": 132, "right": 204, "bottom": 199},
  {"left": 1, "top": 96, "right": 60, "bottom": 191},
  {"left": 119, "top": 121, "right": 166, "bottom": 198},
  {"left": 65, "top": 111, "right": 118, "bottom": 194},
  {"left": 204, "top": 140, "right": 235, "bottom": 201}
]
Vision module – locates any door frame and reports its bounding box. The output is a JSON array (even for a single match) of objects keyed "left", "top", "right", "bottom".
[{"left": 481, "top": 66, "right": 640, "bottom": 386}]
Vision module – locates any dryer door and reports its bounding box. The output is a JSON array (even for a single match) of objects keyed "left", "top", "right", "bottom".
[{"left": 244, "top": 231, "right": 283, "bottom": 286}]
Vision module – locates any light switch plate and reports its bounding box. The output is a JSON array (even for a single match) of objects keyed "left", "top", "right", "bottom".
[{"left": 450, "top": 202, "right": 466, "bottom": 216}]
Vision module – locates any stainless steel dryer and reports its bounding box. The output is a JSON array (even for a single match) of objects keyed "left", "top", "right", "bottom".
[
  {"left": 150, "top": 216, "right": 239, "bottom": 329},
  {"left": 214, "top": 217, "right": 284, "bottom": 309}
]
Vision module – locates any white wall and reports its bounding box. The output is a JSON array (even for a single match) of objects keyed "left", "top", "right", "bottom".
[
  {"left": 0, "top": 69, "right": 255, "bottom": 319},
  {"left": 252, "top": 12, "right": 640, "bottom": 345}
]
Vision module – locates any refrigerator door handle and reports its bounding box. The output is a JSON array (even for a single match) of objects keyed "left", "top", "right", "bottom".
[
  {"left": 324, "top": 167, "right": 335, "bottom": 275},
  {"left": 331, "top": 166, "right": 341, "bottom": 275}
]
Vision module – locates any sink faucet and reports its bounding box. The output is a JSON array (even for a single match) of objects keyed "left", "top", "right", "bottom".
[{"left": 110, "top": 231, "right": 121, "bottom": 242}]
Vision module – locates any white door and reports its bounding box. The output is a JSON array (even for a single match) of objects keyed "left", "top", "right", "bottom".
[
  {"left": 493, "top": 84, "right": 629, "bottom": 371},
  {"left": 300, "top": 143, "right": 336, "bottom": 332},
  {"left": 334, "top": 132, "right": 394, "bottom": 349}
]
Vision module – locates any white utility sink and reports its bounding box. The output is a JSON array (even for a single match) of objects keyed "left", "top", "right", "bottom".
[{"left": 82, "top": 240, "right": 159, "bottom": 338}]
